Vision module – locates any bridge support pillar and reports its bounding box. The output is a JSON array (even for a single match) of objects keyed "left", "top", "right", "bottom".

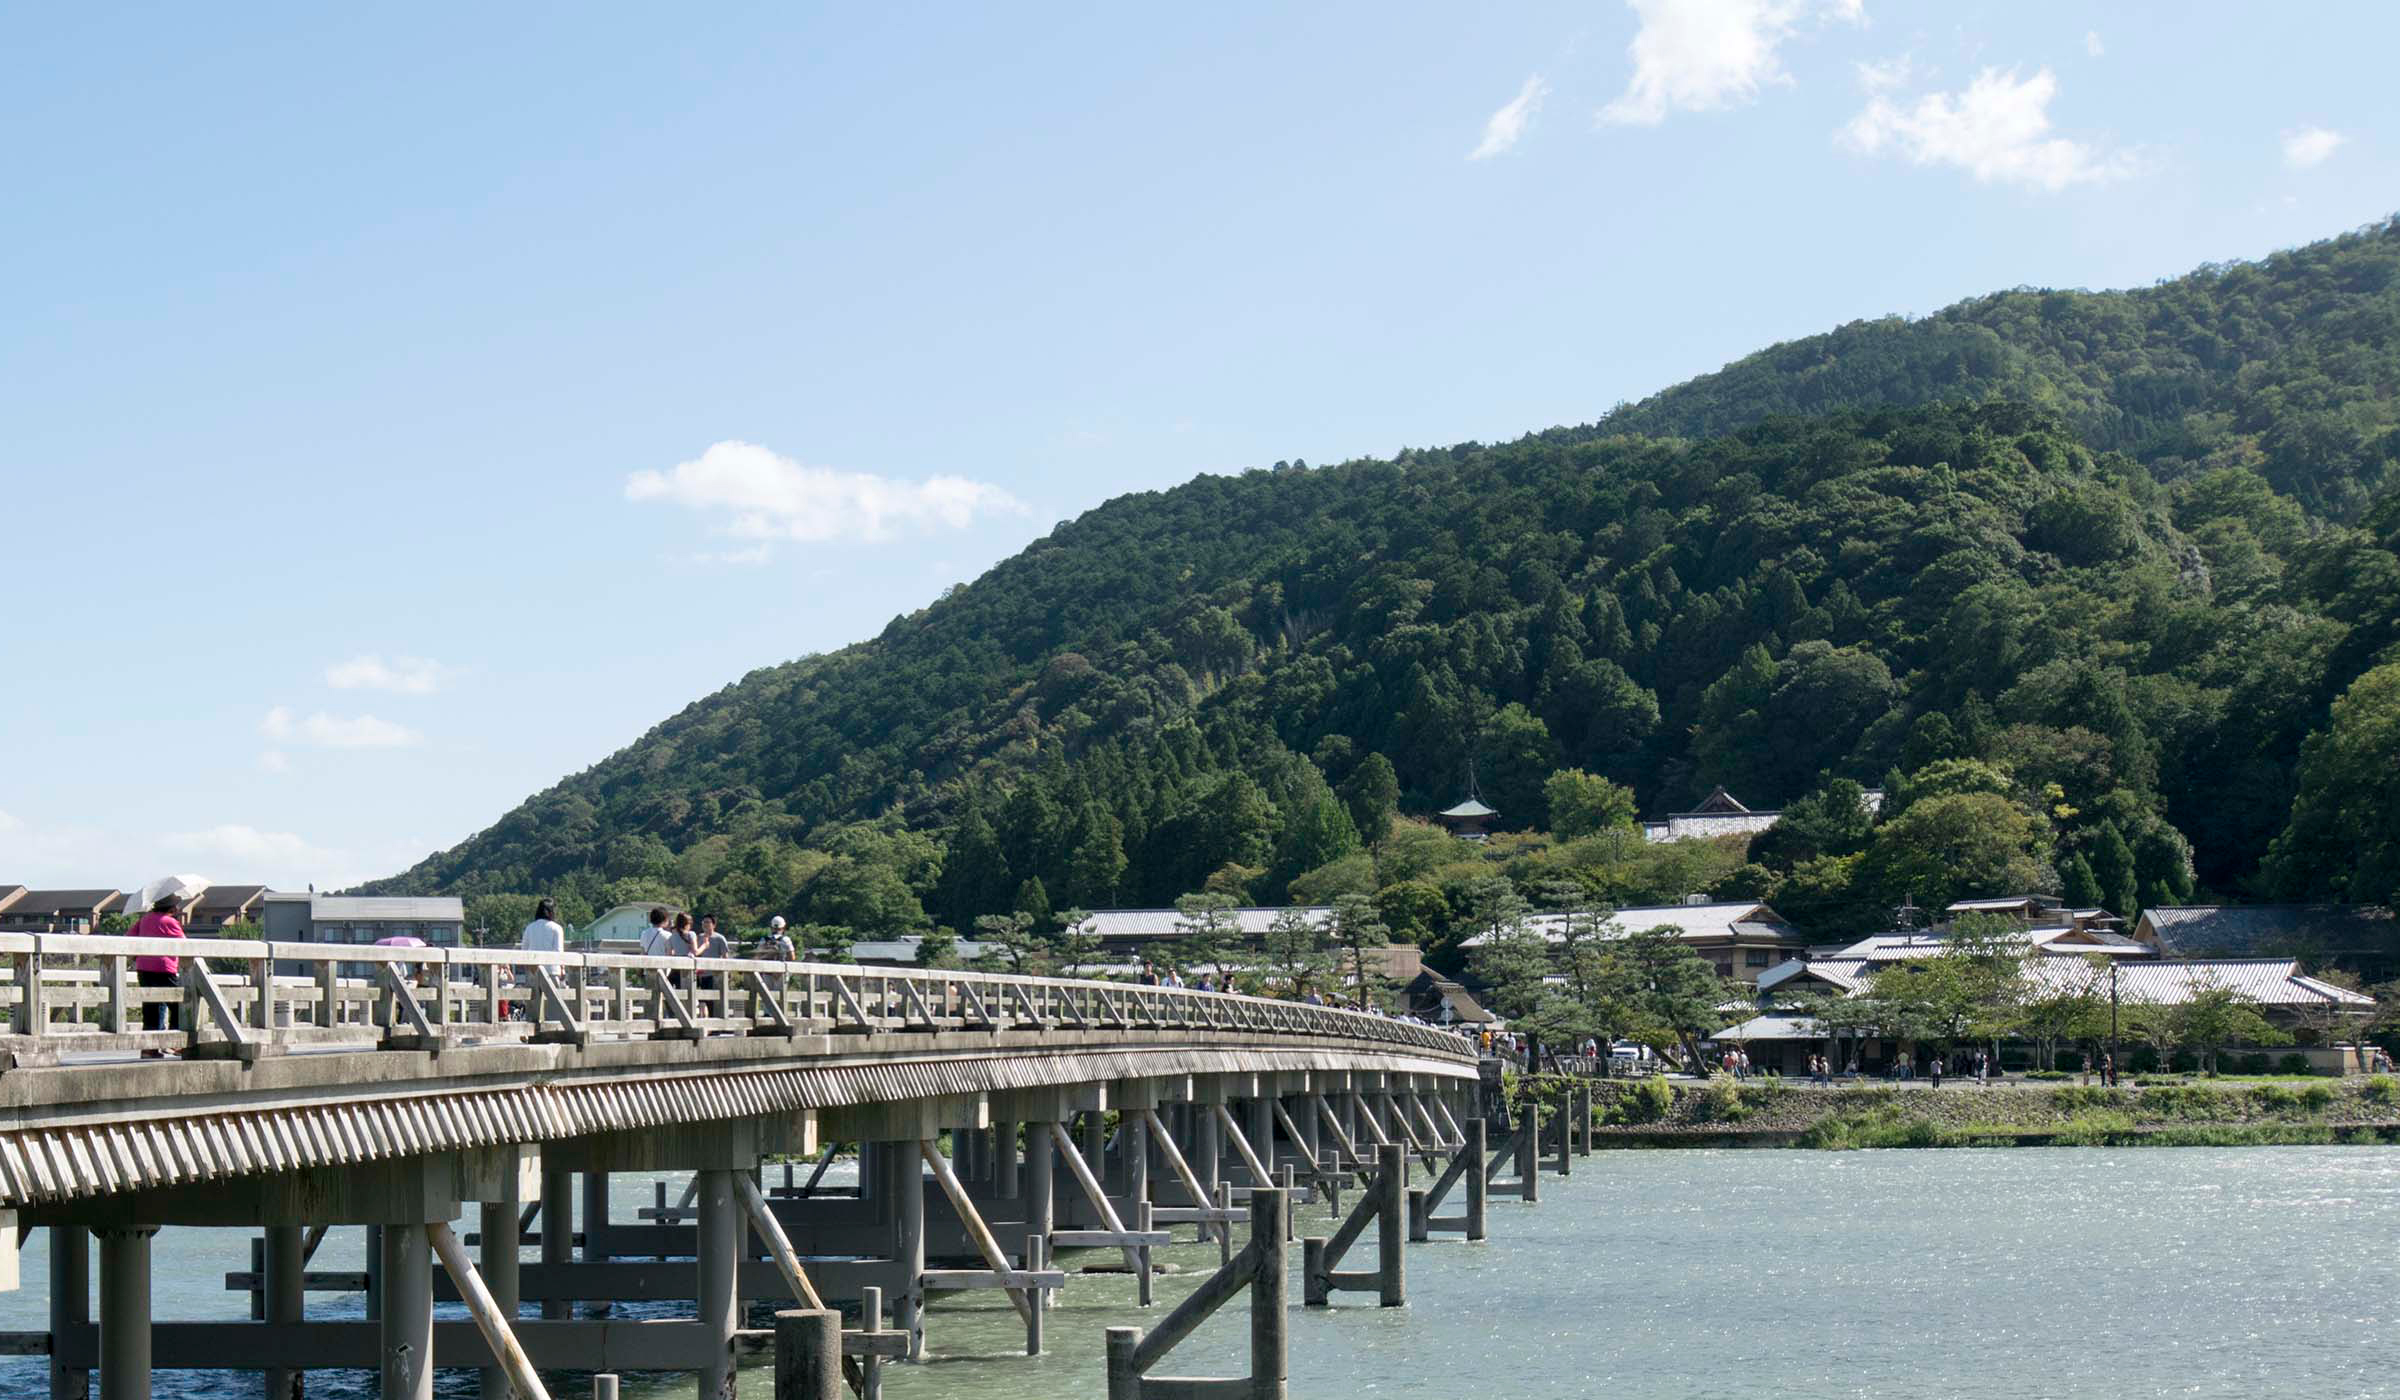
[
  {"left": 582, "top": 1167, "right": 614, "bottom": 1316},
  {"left": 1026, "top": 1122, "right": 1055, "bottom": 1306},
  {"left": 994, "top": 1119, "right": 1018, "bottom": 1200},
  {"left": 363, "top": 1225, "right": 382, "bottom": 1321},
  {"left": 890, "top": 1141, "right": 926, "bottom": 1360},
  {"left": 1126, "top": 1109, "right": 1149, "bottom": 1219},
  {"left": 696, "top": 1169, "right": 741, "bottom": 1400},
  {"left": 479, "top": 1182, "right": 522, "bottom": 1400},
  {"left": 540, "top": 1166, "right": 573, "bottom": 1320},
  {"left": 1246, "top": 1098, "right": 1276, "bottom": 1186},
  {"left": 264, "top": 1224, "right": 304, "bottom": 1400},
  {"left": 1516, "top": 1107, "right": 1539, "bottom": 1204},
  {"left": 96, "top": 1224, "right": 154, "bottom": 1400},
  {"left": 380, "top": 1223, "right": 433, "bottom": 1400},
  {"left": 1465, "top": 1118, "right": 1489, "bottom": 1240},
  {"left": 50, "top": 1224, "right": 88, "bottom": 1400}
]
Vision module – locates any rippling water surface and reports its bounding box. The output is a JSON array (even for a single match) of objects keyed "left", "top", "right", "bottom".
[{"left": 6, "top": 1147, "right": 2396, "bottom": 1399}]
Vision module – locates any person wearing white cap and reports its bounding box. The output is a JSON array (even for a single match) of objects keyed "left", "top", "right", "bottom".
[{"left": 765, "top": 916, "right": 796, "bottom": 961}]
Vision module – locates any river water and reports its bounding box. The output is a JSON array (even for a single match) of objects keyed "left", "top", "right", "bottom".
[{"left": 5, "top": 1147, "right": 2397, "bottom": 1399}]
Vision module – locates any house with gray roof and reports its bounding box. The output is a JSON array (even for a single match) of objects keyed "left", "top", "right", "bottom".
[
  {"left": 0, "top": 889, "right": 127, "bottom": 932},
  {"left": 1640, "top": 785, "right": 1885, "bottom": 845},
  {"left": 1460, "top": 900, "right": 1806, "bottom": 984},
  {"left": 1740, "top": 933, "right": 2378, "bottom": 1076},
  {"left": 187, "top": 883, "right": 269, "bottom": 932},
  {"left": 2134, "top": 905, "right": 2396, "bottom": 967}
]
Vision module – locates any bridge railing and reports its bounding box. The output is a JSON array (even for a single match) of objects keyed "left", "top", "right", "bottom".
[{"left": 0, "top": 932, "right": 1476, "bottom": 1066}]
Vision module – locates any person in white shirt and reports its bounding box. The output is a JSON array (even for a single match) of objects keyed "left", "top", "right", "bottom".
[
  {"left": 640, "top": 906, "right": 672, "bottom": 957},
  {"left": 765, "top": 915, "right": 797, "bottom": 961},
  {"left": 520, "top": 899, "right": 566, "bottom": 954}
]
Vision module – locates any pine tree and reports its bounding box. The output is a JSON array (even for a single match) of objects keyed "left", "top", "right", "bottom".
[
  {"left": 1337, "top": 753, "right": 1399, "bottom": 847},
  {"left": 1013, "top": 876, "right": 1053, "bottom": 928},
  {"left": 2058, "top": 851, "right": 2103, "bottom": 909},
  {"left": 1061, "top": 809, "right": 1127, "bottom": 910},
  {"left": 935, "top": 803, "right": 1013, "bottom": 929},
  {"left": 2087, "top": 822, "right": 2139, "bottom": 916}
]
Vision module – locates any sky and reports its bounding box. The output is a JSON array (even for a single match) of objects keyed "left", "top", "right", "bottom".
[{"left": 3, "top": 1, "right": 2394, "bottom": 893}]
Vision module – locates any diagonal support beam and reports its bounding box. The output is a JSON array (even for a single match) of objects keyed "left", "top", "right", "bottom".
[
  {"left": 530, "top": 966, "right": 587, "bottom": 1044},
  {"left": 429, "top": 1221, "right": 551, "bottom": 1400},
  {"left": 1308, "top": 1096, "right": 1365, "bottom": 1167},
  {"left": 1136, "top": 1107, "right": 1214, "bottom": 1239},
  {"left": 1213, "top": 1103, "right": 1273, "bottom": 1188},
  {"left": 1046, "top": 1122, "right": 1144, "bottom": 1276},
  {"left": 918, "top": 1140, "right": 1036, "bottom": 1330},
  {"left": 645, "top": 969, "right": 696, "bottom": 1034},
  {"left": 734, "top": 1173, "right": 825, "bottom": 1311},
  {"left": 743, "top": 969, "right": 791, "bottom": 1033},
  {"left": 375, "top": 964, "right": 433, "bottom": 1040},
  {"left": 1349, "top": 1094, "right": 1394, "bottom": 1150},
  {"left": 1429, "top": 1092, "right": 1467, "bottom": 1146}
]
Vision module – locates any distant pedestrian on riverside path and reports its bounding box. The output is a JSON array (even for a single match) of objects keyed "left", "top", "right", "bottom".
[
  {"left": 1929, "top": 1055, "right": 1944, "bottom": 1088},
  {"left": 130, "top": 892, "right": 187, "bottom": 1046}
]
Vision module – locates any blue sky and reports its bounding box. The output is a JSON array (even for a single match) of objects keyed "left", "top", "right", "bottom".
[{"left": 4, "top": 1, "right": 2393, "bottom": 891}]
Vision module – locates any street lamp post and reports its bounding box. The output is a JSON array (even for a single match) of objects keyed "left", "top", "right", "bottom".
[{"left": 2108, "top": 960, "right": 2120, "bottom": 1087}]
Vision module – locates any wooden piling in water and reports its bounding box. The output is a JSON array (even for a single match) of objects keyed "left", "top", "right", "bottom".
[{"left": 772, "top": 1309, "right": 842, "bottom": 1400}]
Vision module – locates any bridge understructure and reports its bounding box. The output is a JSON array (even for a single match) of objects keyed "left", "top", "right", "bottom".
[{"left": 0, "top": 932, "right": 1493, "bottom": 1399}]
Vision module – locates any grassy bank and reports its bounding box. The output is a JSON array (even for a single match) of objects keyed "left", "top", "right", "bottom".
[{"left": 1568, "top": 1074, "right": 2400, "bottom": 1150}]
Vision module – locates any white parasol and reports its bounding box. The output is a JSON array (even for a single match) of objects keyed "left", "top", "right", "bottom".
[{"left": 135, "top": 873, "right": 211, "bottom": 912}]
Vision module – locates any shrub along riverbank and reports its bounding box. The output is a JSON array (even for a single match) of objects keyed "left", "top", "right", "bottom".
[{"left": 1562, "top": 1074, "right": 2400, "bottom": 1149}]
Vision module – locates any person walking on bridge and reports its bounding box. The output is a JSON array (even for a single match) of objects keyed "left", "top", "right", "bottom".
[
  {"left": 520, "top": 898, "right": 565, "bottom": 953},
  {"left": 130, "top": 892, "right": 187, "bottom": 1050}
]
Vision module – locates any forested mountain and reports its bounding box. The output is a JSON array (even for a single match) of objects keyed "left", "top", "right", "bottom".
[
  {"left": 1596, "top": 218, "right": 2400, "bottom": 521},
  {"left": 371, "top": 220, "right": 2400, "bottom": 950}
]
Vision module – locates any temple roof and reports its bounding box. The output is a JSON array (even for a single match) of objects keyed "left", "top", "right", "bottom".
[{"left": 1438, "top": 798, "right": 1497, "bottom": 819}]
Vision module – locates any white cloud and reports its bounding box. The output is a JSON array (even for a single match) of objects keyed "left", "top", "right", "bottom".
[
  {"left": 1471, "top": 74, "right": 1550, "bottom": 159},
  {"left": 259, "top": 750, "right": 291, "bottom": 774},
  {"left": 2084, "top": 30, "right": 2104, "bottom": 58},
  {"left": 1601, "top": 0, "right": 1861, "bottom": 126},
  {"left": 325, "top": 654, "right": 445, "bottom": 694},
  {"left": 1840, "top": 66, "right": 2132, "bottom": 192},
  {"left": 626, "top": 440, "right": 1027, "bottom": 543},
  {"left": 165, "top": 824, "right": 337, "bottom": 867},
  {"left": 2282, "top": 126, "right": 2344, "bottom": 170},
  {"left": 1854, "top": 54, "right": 1916, "bottom": 94},
  {"left": 0, "top": 807, "right": 20, "bottom": 833},
  {"left": 261, "top": 706, "right": 421, "bottom": 749}
]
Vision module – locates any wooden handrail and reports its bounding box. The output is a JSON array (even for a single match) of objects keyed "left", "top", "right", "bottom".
[{"left": 0, "top": 932, "right": 1480, "bottom": 1064}]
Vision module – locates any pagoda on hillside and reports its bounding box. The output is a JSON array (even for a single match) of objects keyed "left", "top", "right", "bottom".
[
  {"left": 1437, "top": 796, "right": 1496, "bottom": 840},
  {"left": 1436, "top": 770, "right": 1498, "bottom": 840}
]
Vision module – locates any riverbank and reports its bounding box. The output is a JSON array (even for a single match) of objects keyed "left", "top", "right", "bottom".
[{"left": 1573, "top": 1075, "right": 2400, "bottom": 1149}]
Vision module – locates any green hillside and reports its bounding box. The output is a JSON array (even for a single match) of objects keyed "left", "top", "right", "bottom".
[
  {"left": 1596, "top": 218, "right": 2400, "bottom": 521},
  {"left": 369, "top": 221, "right": 2400, "bottom": 950}
]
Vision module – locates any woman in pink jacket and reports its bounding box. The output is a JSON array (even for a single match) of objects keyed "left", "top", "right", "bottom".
[{"left": 130, "top": 893, "right": 186, "bottom": 1045}]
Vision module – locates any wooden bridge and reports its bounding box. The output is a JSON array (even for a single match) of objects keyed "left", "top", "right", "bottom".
[{"left": 0, "top": 931, "right": 1537, "bottom": 1400}]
